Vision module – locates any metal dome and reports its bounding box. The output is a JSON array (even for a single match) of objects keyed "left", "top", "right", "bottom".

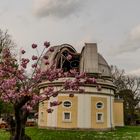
[{"left": 41, "top": 43, "right": 111, "bottom": 77}]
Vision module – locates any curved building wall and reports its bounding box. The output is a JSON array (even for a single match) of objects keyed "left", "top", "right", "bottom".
[{"left": 38, "top": 80, "right": 115, "bottom": 130}]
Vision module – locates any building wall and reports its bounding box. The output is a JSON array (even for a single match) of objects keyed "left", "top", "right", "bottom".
[
  {"left": 57, "top": 95, "right": 78, "bottom": 128},
  {"left": 47, "top": 96, "right": 58, "bottom": 127},
  {"left": 38, "top": 87, "right": 117, "bottom": 129},
  {"left": 113, "top": 100, "right": 124, "bottom": 126},
  {"left": 91, "top": 97, "right": 107, "bottom": 129},
  {"left": 38, "top": 101, "right": 48, "bottom": 127}
]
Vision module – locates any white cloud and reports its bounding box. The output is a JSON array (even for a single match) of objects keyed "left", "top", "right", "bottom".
[
  {"left": 127, "top": 68, "right": 140, "bottom": 76},
  {"left": 33, "top": 0, "right": 85, "bottom": 18},
  {"left": 116, "top": 24, "right": 140, "bottom": 54},
  {"left": 75, "top": 36, "right": 93, "bottom": 49},
  {"left": 130, "top": 25, "right": 140, "bottom": 40}
]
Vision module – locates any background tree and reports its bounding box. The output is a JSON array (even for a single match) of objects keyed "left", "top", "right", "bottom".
[
  {"left": 0, "top": 29, "right": 15, "bottom": 54},
  {"left": 0, "top": 100, "right": 13, "bottom": 117},
  {"left": 111, "top": 65, "right": 140, "bottom": 125}
]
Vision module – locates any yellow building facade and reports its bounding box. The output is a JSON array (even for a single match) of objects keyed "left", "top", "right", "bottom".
[{"left": 38, "top": 43, "right": 124, "bottom": 130}]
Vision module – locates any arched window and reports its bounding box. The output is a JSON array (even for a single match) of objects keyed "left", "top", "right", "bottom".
[
  {"left": 96, "top": 102, "right": 104, "bottom": 109},
  {"left": 56, "top": 47, "right": 80, "bottom": 72},
  {"left": 63, "top": 101, "right": 72, "bottom": 108}
]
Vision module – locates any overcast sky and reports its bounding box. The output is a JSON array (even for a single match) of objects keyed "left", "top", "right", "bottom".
[{"left": 1, "top": 0, "right": 140, "bottom": 75}]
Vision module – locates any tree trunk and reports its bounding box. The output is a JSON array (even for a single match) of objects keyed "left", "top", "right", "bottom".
[{"left": 9, "top": 107, "right": 31, "bottom": 140}]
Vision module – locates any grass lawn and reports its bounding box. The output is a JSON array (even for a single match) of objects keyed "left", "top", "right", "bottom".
[{"left": 0, "top": 126, "right": 140, "bottom": 140}]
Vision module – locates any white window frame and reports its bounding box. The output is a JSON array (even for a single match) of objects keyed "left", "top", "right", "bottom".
[
  {"left": 63, "top": 100, "right": 72, "bottom": 108},
  {"left": 63, "top": 111, "right": 71, "bottom": 122},
  {"left": 96, "top": 112, "right": 104, "bottom": 123},
  {"left": 96, "top": 101, "right": 104, "bottom": 109}
]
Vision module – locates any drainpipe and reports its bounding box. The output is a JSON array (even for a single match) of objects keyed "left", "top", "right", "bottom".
[{"left": 110, "top": 89, "right": 113, "bottom": 130}]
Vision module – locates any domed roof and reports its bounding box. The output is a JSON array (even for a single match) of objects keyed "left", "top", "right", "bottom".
[
  {"left": 80, "top": 43, "right": 111, "bottom": 77},
  {"left": 40, "top": 44, "right": 77, "bottom": 70},
  {"left": 41, "top": 43, "right": 111, "bottom": 77},
  {"left": 98, "top": 53, "right": 111, "bottom": 77}
]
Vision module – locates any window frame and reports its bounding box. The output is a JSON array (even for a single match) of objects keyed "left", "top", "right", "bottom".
[
  {"left": 63, "top": 111, "right": 71, "bottom": 122},
  {"left": 63, "top": 100, "right": 72, "bottom": 108},
  {"left": 96, "top": 112, "right": 104, "bottom": 123},
  {"left": 96, "top": 101, "right": 104, "bottom": 109}
]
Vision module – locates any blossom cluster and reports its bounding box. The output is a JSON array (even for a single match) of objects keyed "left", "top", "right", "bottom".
[{"left": 0, "top": 41, "right": 100, "bottom": 114}]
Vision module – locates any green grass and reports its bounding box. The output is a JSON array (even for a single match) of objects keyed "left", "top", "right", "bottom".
[
  {"left": 0, "top": 129, "right": 9, "bottom": 140},
  {"left": 0, "top": 126, "right": 140, "bottom": 140}
]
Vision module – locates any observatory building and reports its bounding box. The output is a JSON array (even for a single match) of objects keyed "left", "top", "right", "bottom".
[{"left": 38, "top": 43, "right": 124, "bottom": 130}]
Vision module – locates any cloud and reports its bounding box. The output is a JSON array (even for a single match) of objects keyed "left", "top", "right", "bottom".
[
  {"left": 0, "top": 8, "right": 8, "bottom": 16},
  {"left": 33, "top": 0, "right": 85, "bottom": 18},
  {"left": 76, "top": 36, "right": 93, "bottom": 47},
  {"left": 116, "top": 25, "right": 140, "bottom": 54},
  {"left": 127, "top": 68, "right": 140, "bottom": 76}
]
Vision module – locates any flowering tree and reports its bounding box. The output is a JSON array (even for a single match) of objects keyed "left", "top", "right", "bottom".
[{"left": 0, "top": 42, "right": 97, "bottom": 140}]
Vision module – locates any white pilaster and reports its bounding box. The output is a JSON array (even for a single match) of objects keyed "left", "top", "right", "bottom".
[{"left": 77, "top": 94, "right": 91, "bottom": 128}]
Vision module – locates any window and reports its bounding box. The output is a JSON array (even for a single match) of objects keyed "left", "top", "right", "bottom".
[
  {"left": 40, "top": 112, "right": 44, "bottom": 122},
  {"left": 96, "top": 113, "right": 104, "bottom": 123},
  {"left": 41, "top": 112, "right": 43, "bottom": 118},
  {"left": 56, "top": 47, "right": 80, "bottom": 72},
  {"left": 63, "top": 101, "right": 72, "bottom": 108},
  {"left": 96, "top": 102, "right": 104, "bottom": 109},
  {"left": 63, "top": 112, "right": 71, "bottom": 122},
  {"left": 64, "top": 113, "right": 70, "bottom": 119}
]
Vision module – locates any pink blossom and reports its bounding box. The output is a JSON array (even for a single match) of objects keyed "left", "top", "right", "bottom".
[
  {"left": 52, "top": 91, "right": 58, "bottom": 97},
  {"left": 18, "top": 74, "right": 26, "bottom": 80},
  {"left": 33, "top": 95, "right": 40, "bottom": 101},
  {"left": 43, "top": 55, "right": 49, "bottom": 59},
  {"left": 47, "top": 108, "right": 53, "bottom": 113},
  {"left": 44, "top": 41, "right": 50, "bottom": 48},
  {"left": 32, "top": 43, "right": 37, "bottom": 49},
  {"left": 49, "top": 47, "right": 54, "bottom": 52},
  {"left": 26, "top": 105, "right": 33, "bottom": 112},
  {"left": 64, "top": 72, "right": 68, "bottom": 77},
  {"left": 32, "top": 63, "right": 37, "bottom": 68},
  {"left": 69, "top": 93, "right": 74, "bottom": 97},
  {"left": 92, "top": 78, "right": 96, "bottom": 84},
  {"left": 85, "top": 77, "right": 96, "bottom": 84},
  {"left": 78, "top": 72, "right": 86, "bottom": 79},
  {"left": 0, "top": 70, "right": 4, "bottom": 77},
  {"left": 21, "top": 50, "right": 26, "bottom": 54},
  {"left": 47, "top": 86, "right": 54, "bottom": 92},
  {"left": 70, "top": 69, "right": 78, "bottom": 76},
  {"left": 45, "top": 60, "right": 50, "bottom": 65},
  {"left": 66, "top": 54, "right": 72, "bottom": 60},
  {"left": 21, "top": 58, "right": 30, "bottom": 69},
  {"left": 50, "top": 101, "right": 62, "bottom": 107},
  {"left": 1, "top": 78, "right": 17, "bottom": 89},
  {"left": 32, "top": 55, "right": 38, "bottom": 60}
]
